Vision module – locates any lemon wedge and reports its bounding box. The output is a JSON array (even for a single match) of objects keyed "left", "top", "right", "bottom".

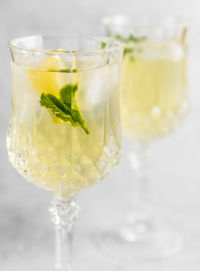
[
  {"left": 28, "top": 55, "right": 68, "bottom": 97},
  {"left": 29, "top": 55, "right": 69, "bottom": 123}
]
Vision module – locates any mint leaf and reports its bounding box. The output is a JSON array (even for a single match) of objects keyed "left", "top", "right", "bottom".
[
  {"left": 116, "top": 34, "right": 146, "bottom": 58},
  {"left": 40, "top": 93, "right": 74, "bottom": 123},
  {"left": 123, "top": 47, "right": 134, "bottom": 56},
  {"left": 40, "top": 84, "right": 89, "bottom": 134},
  {"left": 115, "top": 34, "right": 146, "bottom": 43},
  {"left": 100, "top": 41, "right": 107, "bottom": 49},
  {"left": 60, "top": 84, "right": 89, "bottom": 134},
  {"left": 72, "top": 109, "right": 90, "bottom": 134},
  {"left": 128, "top": 34, "right": 146, "bottom": 43},
  {"left": 60, "top": 84, "right": 78, "bottom": 109}
]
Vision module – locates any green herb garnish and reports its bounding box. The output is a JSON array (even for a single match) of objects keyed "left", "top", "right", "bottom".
[
  {"left": 40, "top": 84, "right": 89, "bottom": 134},
  {"left": 123, "top": 47, "right": 134, "bottom": 56},
  {"left": 115, "top": 34, "right": 146, "bottom": 57},
  {"left": 100, "top": 41, "right": 107, "bottom": 49},
  {"left": 115, "top": 34, "right": 146, "bottom": 43}
]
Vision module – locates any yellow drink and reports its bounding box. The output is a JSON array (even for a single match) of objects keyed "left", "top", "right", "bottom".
[
  {"left": 120, "top": 40, "right": 188, "bottom": 144},
  {"left": 7, "top": 57, "right": 121, "bottom": 197}
]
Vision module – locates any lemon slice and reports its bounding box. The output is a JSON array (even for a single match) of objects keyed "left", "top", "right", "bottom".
[
  {"left": 28, "top": 55, "right": 68, "bottom": 97},
  {"left": 29, "top": 55, "right": 80, "bottom": 124},
  {"left": 29, "top": 55, "right": 69, "bottom": 123}
]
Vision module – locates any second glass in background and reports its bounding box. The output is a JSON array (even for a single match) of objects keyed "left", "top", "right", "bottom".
[{"left": 101, "top": 15, "right": 189, "bottom": 260}]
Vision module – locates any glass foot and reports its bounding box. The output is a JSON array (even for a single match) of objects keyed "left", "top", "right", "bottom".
[{"left": 100, "top": 225, "right": 183, "bottom": 261}]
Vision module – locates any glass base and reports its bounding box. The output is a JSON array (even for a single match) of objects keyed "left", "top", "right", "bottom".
[{"left": 100, "top": 225, "right": 183, "bottom": 261}]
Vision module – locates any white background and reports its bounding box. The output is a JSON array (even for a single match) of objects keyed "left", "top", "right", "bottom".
[{"left": 0, "top": 0, "right": 200, "bottom": 270}]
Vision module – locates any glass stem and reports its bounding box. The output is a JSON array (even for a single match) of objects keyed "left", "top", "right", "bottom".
[
  {"left": 128, "top": 144, "right": 149, "bottom": 209},
  {"left": 123, "top": 141, "right": 153, "bottom": 238},
  {"left": 49, "top": 197, "right": 80, "bottom": 271}
]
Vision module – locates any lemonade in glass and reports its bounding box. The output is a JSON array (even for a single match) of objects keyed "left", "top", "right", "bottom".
[
  {"left": 7, "top": 36, "right": 123, "bottom": 270},
  {"left": 102, "top": 15, "right": 189, "bottom": 260}
]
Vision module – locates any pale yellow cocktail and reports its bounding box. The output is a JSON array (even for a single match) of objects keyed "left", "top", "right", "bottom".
[
  {"left": 120, "top": 38, "right": 188, "bottom": 144},
  {"left": 8, "top": 50, "right": 122, "bottom": 197}
]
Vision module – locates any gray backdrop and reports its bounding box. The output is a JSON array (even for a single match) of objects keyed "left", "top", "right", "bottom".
[{"left": 1, "top": 0, "right": 200, "bottom": 270}]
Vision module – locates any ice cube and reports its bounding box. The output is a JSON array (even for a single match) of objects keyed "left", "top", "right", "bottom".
[
  {"left": 77, "top": 65, "right": 113, "bottom": 111},
  {"left": 84, "top": 66, "right": 110, "bottom": 108},
  {"left": 139, "top": 41, "right": 184, "bottom": 62},
  {"left": 165, "top": 41, "right": 184, "bottom": 62}
]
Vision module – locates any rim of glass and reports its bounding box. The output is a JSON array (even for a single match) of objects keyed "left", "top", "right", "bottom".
[
  {"left": 8, "top": 35, "right": 124, "bottom": 55},
  {"left": 102, "top": 14, "right": 188, "bottom": 30}
]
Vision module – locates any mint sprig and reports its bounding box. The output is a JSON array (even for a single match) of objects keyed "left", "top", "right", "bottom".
[
  {"left": 115, "top": 34, "right": 147, "bottom": 57},
  {"left": 40, "top": 84, "right": 89, "bottom": 134},
  {"left": 123, "top": 47, "right": 135, "bottom": 57},
  {"left": 115, "top": 34, "right": 146, "bottom": 43},
  {"left": 100, "top": 41, "right": 107, "bottom": 49}
]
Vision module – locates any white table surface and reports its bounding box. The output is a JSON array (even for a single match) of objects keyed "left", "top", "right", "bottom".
[{"left": 1, "top": 0, "right": 200, "bottom": 270}]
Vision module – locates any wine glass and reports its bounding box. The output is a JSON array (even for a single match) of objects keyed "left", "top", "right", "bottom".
[
  {"left": 101, "top": 15, "right": 189, "bottom": 260},
  {"left": 7, "top": 35, "right": 123, "bottom": 270}
]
